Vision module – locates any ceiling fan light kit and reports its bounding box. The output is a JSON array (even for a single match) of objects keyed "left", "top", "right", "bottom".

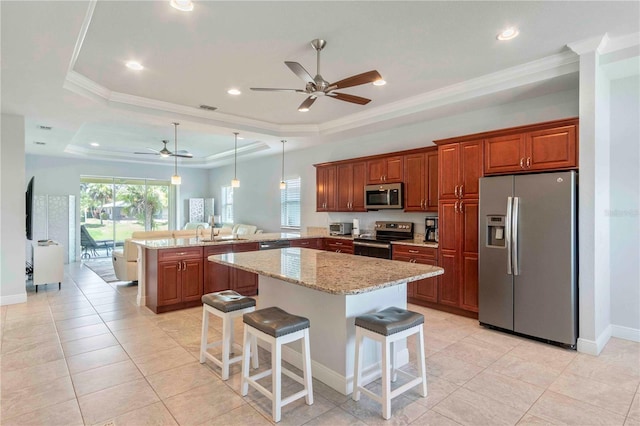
[{"left": 251, "top": 38, "right": 383, "bottom": 111}]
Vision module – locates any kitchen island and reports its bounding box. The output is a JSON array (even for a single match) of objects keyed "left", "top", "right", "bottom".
[{"left": 208, "top": 247, "right": 443, "bottom": 395}]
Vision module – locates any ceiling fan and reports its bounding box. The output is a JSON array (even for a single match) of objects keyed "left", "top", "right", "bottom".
[
  {"left": 250, "top": 38, "right": 383, "bottom": 111},
  {"left": 134, "top": 140, "right": 193, "bottom": 158}
]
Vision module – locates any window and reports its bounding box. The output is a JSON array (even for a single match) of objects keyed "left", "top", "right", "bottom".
[
  {"left": 281, "top": 177, "right": 301, "bottom": 229},
  {"left": 221, "top": 186, "right": 234, "bottom": 223}
]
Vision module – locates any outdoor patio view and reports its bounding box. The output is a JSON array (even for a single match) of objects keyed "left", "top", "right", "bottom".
[{"left": 80, "top": 177, "right": 171, "bottom": 258}]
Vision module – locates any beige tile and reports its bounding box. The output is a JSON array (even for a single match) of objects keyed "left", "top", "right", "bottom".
[
  {"left": 54, "top": 314, "right": 103, "bottom": 331},
  {"left": 412, "top": 409, "right": 464, "bottom": 426},
  {"left": 467, "top": 328, "right": 524, "bottom": 351},
  {"left": 302, "top": 406, "right": 367, "bottom": 426},
  {"left": 93, "top": 302, "right": 136, "bottom": 314},
  {"left": 147, "top": 361, "right": 217, "bottom": 399},
  {"left": 52, "top": 306, "right": 97, "bottom": 321},
  {"left": 104, "top": 315, "right": 155, "bottom": 331},
  {"left": 1, "top": 321, "right": 57, "bottom": 340},
  {"left": 463, "top": 370, "right": 544, "bottom": 411},
  {"left": 0, "top": 376, "right": 76, "bottom": 421},
  {"left": 517, "top": 413, "right": 561, "bottom": 425},
  {"left": 164, "top": 381, "right": 246, "bottom": 425},
  {"left": 340, "top": 391, "right": 430, "bottom": 425},
  {"left": 111, "top": 324, "right": 168, "bottom": 343},
  {"left": 78, "top": 378, "right": 160, "bottom": 425},
  {"left": 437, "top": 337, "right": 508, "bottom": 368},
  {"left": 98, "top": 308, "right": 143, "bottom": 322},
  {"left": 2, "top": 313, "right": 53, "bottom": 331},
  {"left": 0, "top": 341, "right": 64, "bottom": 372},
  {"left": 119, "top": 334, "right": 181, "bottom": 358},
  {"left": 488, "top": 354, "right": 563, "bottom": 388},
  {"left": 67, "top": 345, "right": 129, "bottom": 374},
  {"left": 508, "top": 340, "right": 577, "bottom": 371},
  {"left": 629, "top": 393, "right": 640, "bottom": 421},
  {"left": 599, "top": 338, "right": 640, "bottom": 374},
  {"left": 94, "top": 401, "right": 178, "bottom": 426},
  {"left": 528, "top": 390, "right": 626, "bottom": 425},
  {"left": 49, "top": 300, "right": 94, "bottom": 313},
  {"left": 566, "top": 354, "right": 640, "bottom": 392},
  {"left": 1, "top": 328, "right": 60, "bottom": 355},
  {"left": 61, "top": 332, "right": 120, "bottom": 357},
  {"left": 625, "top": 417, "right": 640, "bottom": 426},
  {"left": 57, "top": 322, "right": 111, "bottom": 342},
  {"left": 432, "top": 387, "right": 526, "bottom": 426},
  {"left": 197, "top": 403, "right": 272, "bottom": 425},
  {"left": 426, "top": 351, "right": 483, "bottom": 385},
  {"left": 0, "top": 358, "right": 69, "bottom": 393},
  {"left": 71, "top": 359, "right": 143, "bottom": 396},
  {"left": 409, "top": 374, "right": 460, "bottom": 409},
  {"left": 549, "top": 373, "right": 636, "bottom": 416},
  {"left": 0, "top": 398, "right": 83, "bottom": 426},
  {"left": 132, "top": 345, "right": 197, "bottom": 376}
]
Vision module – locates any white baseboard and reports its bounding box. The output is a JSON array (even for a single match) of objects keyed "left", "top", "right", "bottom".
[
  {"left": 577, "top": 325, "right": 612, "bottom": 355},
  {"left": 0, "top": 292, "right": 28, "bottom": 306},
  {"left": 611, "top": 324, "right": 640, "bottom": 342}
]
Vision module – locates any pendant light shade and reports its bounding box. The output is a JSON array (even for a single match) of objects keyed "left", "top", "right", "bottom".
[
  {"left": 231, "top": 132, "right": 240, "bottom": 188},
  {"left": 171, "top": 122, "right": 181, "bottom": 185},
  {"left": 280, "top": 140, "right": 286, "bottom": 190}
]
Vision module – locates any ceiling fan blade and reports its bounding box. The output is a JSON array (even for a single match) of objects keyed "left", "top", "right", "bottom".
[
  {"left": 329, "top": 70, "right": 382, "bottom": 90},
  {"left": 285, "top": 61, "right": 314, "bottom": 85},
  {"left": 172, "top": 153, "right": 193, "bottom": 158},
  {"left": 145, "top": 147, "right": 161, "bottom": 153},
  {"left": 328, "top": 92, "right": 372, "bottom": 105},
  {"left": 298, "top": 96, "right": 317, "bottom": 110},
  {"left": 134, "top": 152, "right": 160, "bottom": 155},
  {"left": 250, "top": 87, "right": 306, "bottom": 93}
]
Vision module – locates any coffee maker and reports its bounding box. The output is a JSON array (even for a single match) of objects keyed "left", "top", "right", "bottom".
[{"left": 424, "top": 217, "right": 438, "bottom": 242}]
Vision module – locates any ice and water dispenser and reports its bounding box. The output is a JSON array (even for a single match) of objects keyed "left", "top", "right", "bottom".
[{"left": 486, "top": 215, "right": 506, "bottom": 248}]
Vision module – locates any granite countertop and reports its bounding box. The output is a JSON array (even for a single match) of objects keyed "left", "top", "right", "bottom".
[
  {"left": 132, "top": 232, "right": 325, "bottom": 249},
  {"left": 208, "top": 247, "right": 443, "bottom": 295}
]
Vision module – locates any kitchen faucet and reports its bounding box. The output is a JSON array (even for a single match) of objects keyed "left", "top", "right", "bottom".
[{"left": 195, "top": 224, "right": 205, "bottom": 241}]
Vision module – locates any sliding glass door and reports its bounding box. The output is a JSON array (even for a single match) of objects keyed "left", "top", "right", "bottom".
[{"left": 80, "top": 176, "right": 172, "bottom": 256}]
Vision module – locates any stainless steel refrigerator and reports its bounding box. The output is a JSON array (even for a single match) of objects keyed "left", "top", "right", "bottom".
[{"left": 478, "top": 171, "right": 577, "bottom": 348}]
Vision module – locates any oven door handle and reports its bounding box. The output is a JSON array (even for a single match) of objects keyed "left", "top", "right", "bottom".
[{"left": 353, "top": 241, "right": 391, "bottom": 249}]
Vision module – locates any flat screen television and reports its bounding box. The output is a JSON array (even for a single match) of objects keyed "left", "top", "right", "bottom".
[{"left": 26, "top": 176, "right": 34, "bottom": 240}]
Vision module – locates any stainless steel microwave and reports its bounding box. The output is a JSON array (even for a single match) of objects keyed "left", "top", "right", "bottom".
[{"left": 365, "top": 183, "right": 403, "bottom": 210}]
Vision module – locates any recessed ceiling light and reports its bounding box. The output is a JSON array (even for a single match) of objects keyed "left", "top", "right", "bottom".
[
  {"left": 90, "top": 142, "right": 100, "bottom": 147},
  {"left": 125, "top": 61, "right": 144, "bottom": 71},
  {"left": 373, "top": 79, "right": 386, "bottom": 86},
  {"left": 298, "top": 107, "right": 310, "bottom": 112},
  {"left": 227, "top": 88, "right": 242, "bottom": 95},
  {"left": 497, "top": 27, "right": 519, "bottom": 41},
  {"left": 170, "top": 0, "right": 193, "bottom": 12}
]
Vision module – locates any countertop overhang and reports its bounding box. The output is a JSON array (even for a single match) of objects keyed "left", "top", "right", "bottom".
[{"left": 208, "top": 247, "right": 443, "bottom": 295}]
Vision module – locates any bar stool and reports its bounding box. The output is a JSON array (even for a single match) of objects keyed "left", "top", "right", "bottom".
[
  {"left": 241, "top": 306, "right": 313, "bottom": 423},
  {"left": 200, "top": 290, "right": 258, "bottom": 380},
  {"left": 352, "top": 306, "right": 427, "bottom": 420}
]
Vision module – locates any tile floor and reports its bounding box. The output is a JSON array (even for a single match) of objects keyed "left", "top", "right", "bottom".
[{"left": 1, "top": 262, "right": 639, "bottom": 425}]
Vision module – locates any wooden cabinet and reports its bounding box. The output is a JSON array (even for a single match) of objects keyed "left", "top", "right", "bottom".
[
  {"left": 392, "top": 245, "right": 438, "bottom": 304},
  {"left": 337, "top": 161, "right": 366, "bottom": 211},
  {"left": 403, "top": 148, "right": 438, "bottom": 212},
  {"left": 484, "top": 121, "right": 578, "bottom": 175},
  {"left": 232, "top": 243, "right": 259, "bottom": 296},
  {"left": 316, "top": 165, "right": 337, "bottom": 212},
  {"left": 366, "top": 155, "right": 403, "bottom": 184},
  {"left": 203, "top": 242, "right": 259, "bottom": 296},
  {"left": 290, "top": 238, "right": 323, "bottom": 249},
  {"left": 148, "top": 247, "right": 203, "bottom": 313},
  {"left": 438, "top": 141, "right": 482, "bottom": 200},
  {"left": 323, "top": 238, "right": 353, "bottom": 254}
]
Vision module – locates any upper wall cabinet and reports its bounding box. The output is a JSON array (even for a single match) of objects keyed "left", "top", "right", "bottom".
[
  {"left": 337, "top": 161, "right": 367, "bottom": 212},
  {"left": 366, "top": 155, "right": 403, "bottom": 184},
  {"left": 316, "top": 165, "right": 337, "bottom": 212},
  {"left": 484, "top": 119, "right": 578, "bottom": 175},
  {"left": 404, "top": 148, "right": 438, "bottom": 212}
]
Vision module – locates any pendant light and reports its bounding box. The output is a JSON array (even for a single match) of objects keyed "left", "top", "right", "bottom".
[
  {"left": 231, "top": 132, "right": 240, "bottom": 188},
  {"left": 279, "top": 140, "right": 286, "bottom": 190},
  {"left": 171, "top": 122, "right": 182, "bottom": 185}
]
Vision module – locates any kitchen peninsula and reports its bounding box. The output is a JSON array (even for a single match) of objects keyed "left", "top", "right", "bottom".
[{"left": 208, "top": 247, "right": 443, "bottom": 394}]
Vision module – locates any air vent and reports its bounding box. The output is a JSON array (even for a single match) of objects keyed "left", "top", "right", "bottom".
[
  {"left": 199, "top": 104, "right": 218, "bottom": 111},
  {"left": 38, "top": 125, "right": 52, "bottom": 130},
  {"left": 34, "top": 141, "right": 46, "bottom": 145}
]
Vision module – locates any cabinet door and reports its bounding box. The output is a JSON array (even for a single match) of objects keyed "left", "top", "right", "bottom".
[
  {"left": 414, "top": 257, "right": 438, "bottom": 303},
  {"left": 316, "top": 166, "right": 337, "bottom": 211},
  {"left": 157, "top": 262, "right": 181, "bottom": 306},
  {"left": 460, "top": 140, "right": 483, "bottom": 199},
  {"left": 337, "top": 163, "right": 353, "bottom": 211},
  {"left": 351, "top": 161, "right": 367, "bottom": 211},
  {"left": 233, "top": 269, "right": 258, "bottom": 296},
  {"left": 438, "top": 144, "right": 460, "bottom": 199},
  {"left": 426, "top": 150, "right": 439, "bottom": 211},
  {"left": 460, "top": 200, "right": 479, "bottom": 312},
  {"left": 403, "top": 153, "right": 426, "bottom": 211},
  {"left": 438, "top": 250, "right": 459, "bottom": 307},
  {"left": 526, "top": 125, "right": 577, "bottom": 171},
  {"left": 366, "top": 158, "right": 386, "bottom": 184},
  {"left": 203, "top": 245, "right": 233, "bottom": 294},
  {"left": 484, "top": 134, "right": 525, "bottom": 174},
  {"left": 325, "top": 166, "right": 337, "bottom": 211},
  {"left": 438, "top": 201, "right": 459, "bottom": 253},
  {"left": 182, "top": 259, "right": 203, "bottom": 302},
  {"left": 385, "top": 156, "right": 404, "bottom": 183},
  {"left": 392, "top": 253, "right": 416, "bottom": 296}
]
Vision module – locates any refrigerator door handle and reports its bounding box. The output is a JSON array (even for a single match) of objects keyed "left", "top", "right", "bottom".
[
  {"left": 512, "top": 196, "right": 520, "bottom": 276},
  {"left": 506, "top": 196, "right": 513, "bottom": 275}
]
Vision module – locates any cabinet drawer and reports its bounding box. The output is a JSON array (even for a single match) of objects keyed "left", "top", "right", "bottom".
[
  {"left": 324, "top": 238, "right": 354, "bottom": 254},
  {"left": 204, "top": 244, "right": 233, "bottom": 256},
  {"left": 290, "top": 238, "right": 322, "bottom": 249},
  {"left": 392, "top": 245, "right": 437, "bottom": 259},
  {"left": 158, "top": 247, "right": 203, "bottom": 262},
  {"left": 233, "top": 242, "right": 260, "bottom": 253}
]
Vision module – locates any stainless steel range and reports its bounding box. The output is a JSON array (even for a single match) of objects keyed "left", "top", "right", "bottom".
[{"left": 353, "top": 221, "right": 414, "bottom": 259}]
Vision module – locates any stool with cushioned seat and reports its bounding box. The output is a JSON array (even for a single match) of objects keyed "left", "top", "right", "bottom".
[
  {"left": 200, "top": 290, "right": 258, "bottom": 380},
  {"left": 352, "top": 306, "right": 427, "bottom": 420},
  {"left": 241, "top": 306, "right": 313, "bottom": 423}
]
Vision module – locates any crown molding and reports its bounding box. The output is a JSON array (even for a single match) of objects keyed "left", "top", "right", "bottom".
[
  {"left": 567, "top": 34, "right": 609, "bottom": 55},
  {"left": 67, "top": 0, "right": 97, "bottom": 74},
  {"left": 600, "top": 32, "right": 640, "bottom": 54}
]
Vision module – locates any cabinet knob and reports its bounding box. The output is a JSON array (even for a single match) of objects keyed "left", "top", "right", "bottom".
[
  {"left": 460, "top": 201, "right": 464, "bottom": 213},
  {"left": 526, "top": 157, "right": 531, "bottom": 168},
  {"left": 460, "top": 185, "right": 464, "bottom": 197},
  {"left": 520, "top": 158, "right": 525, "bottom": 169},
  {"left": 454, "top": 185, "right": 459, "bottom": 197}
]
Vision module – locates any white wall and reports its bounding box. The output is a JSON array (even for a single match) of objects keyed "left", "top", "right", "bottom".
[
  {"left": 208, "top": 89, "right": 579, "bottom": 235},
  {"left": 1, "top": 114, "right": 27, "bottom": 305},
  {"left": 609, "top": 75, "right": 640, "bottom": 338}
]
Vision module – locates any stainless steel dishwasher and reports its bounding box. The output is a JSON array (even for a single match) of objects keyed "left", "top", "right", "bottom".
[{"left": 258, "top": 240, "right": 291, "bottom": 250}]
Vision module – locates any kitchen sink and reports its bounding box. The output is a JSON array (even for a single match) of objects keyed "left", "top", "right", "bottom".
[{"left": 198, "top": 236, "right": 247, "bottom": 242}]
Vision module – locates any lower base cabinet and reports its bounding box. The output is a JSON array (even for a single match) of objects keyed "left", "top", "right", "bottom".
[
  {"left": 392, "top": 245, "right": 438, "bottom": 304},
  {"left": 203, "top": 242, "right": 259, "bottom": 297},
  {"left": 290, "top": 238, "right": 322, "bottom": 249},
  {"left": 323, "top": 238, "right": 354, "bottom": 254}
]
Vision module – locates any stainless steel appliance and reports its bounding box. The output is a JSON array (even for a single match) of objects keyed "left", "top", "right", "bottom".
[
  {"left": 259, "top": 240, "right": 291, "bottom": 250},
  {"left": 479, "top": 171, "right": 577, "bottom": 348},
  {"left": 354, "top": 221, "right": 414, "bottom": 259},
  {"left": 329, "top": 222, "right": 353, "bottom": 236},
  {"left": 365, "top": 183, "right": 403, "bottom": 210},
  {"left": 424, "top": 217, "right": 438, "bottom": 242}
]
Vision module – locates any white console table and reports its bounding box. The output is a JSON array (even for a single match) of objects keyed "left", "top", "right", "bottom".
[{"left": 32, "top": 243, "right": 64, "bottom": 292}]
